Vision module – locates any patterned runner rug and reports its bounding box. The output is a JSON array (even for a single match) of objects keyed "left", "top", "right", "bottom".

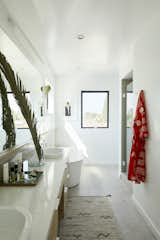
[{"left": 60, "top": 196, "right": 123, "bottom": 240}]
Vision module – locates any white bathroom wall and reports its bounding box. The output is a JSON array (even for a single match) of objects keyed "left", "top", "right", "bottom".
[
  {"left": 120, "top": 15, "right": 160, "bottom": 238},
  {"left": 55, "top": 69, "right": 119, "bottom": 165},
  {"left": 132, "top": 15, "right": 160, "bottom": 238}
]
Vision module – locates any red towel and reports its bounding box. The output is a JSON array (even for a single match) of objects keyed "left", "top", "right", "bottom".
[{"left": 128, "top": 90, "right": 149, "bottom": 183}]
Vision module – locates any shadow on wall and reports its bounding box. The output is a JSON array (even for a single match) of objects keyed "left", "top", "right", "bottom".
[{"left": 64, "top": 122, "right": 88, "bottom": 160}]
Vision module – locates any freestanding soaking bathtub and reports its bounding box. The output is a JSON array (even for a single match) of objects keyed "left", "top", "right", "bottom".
[{"left": 67, "top": 148, "right": 87, "bottom": 188}]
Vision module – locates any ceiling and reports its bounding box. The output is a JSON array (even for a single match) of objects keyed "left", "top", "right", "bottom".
[
  {"left": 0, "top": 28, "right": 43, "bottom": 91},
  {"left": 1, "top": 0, "right": 160, "bottom": 76}
]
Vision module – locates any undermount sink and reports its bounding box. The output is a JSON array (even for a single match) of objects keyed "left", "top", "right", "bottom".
[
  {"left": 0, "top": 206, "right": 31, "bottom": 240},
  {"left": 44, "top": 147, "right": 64, "bottom": 159}
]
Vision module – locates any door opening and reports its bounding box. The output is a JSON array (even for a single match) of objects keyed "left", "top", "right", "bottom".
[{"left": 121, "top": 73, "right": 133, "bottom": 174}]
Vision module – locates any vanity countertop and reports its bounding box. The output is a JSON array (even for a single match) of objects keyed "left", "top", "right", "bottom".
[{"left": 0, "top": 148, "right": 70, "bottom": 240}]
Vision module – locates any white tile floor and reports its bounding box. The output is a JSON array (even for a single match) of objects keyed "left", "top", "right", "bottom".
[{"left": 69, "top": 165, "right": 157, "bottom": 240}]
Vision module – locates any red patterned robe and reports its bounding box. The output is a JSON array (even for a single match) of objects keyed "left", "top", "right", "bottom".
[{"left": 128, "top": 90, "right": 149, "bottom": 183}]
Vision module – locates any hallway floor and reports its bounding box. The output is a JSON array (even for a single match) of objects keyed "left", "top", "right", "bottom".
[{"left": 69, "top": 165, "right": 156, "bottom": 240}]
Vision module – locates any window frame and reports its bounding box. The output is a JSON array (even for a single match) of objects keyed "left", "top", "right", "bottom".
[{"left": 81, "top": 90, "right": 109, "bottom": 129}]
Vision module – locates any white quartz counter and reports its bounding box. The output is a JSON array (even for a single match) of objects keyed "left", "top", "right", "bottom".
[{"left": 0, "top": 148, "right": 69, "bottom": 240}]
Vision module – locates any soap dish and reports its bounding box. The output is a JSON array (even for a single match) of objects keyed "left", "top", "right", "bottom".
[{"left": 0, "top": 171, "right": 43, "bottom": 186}]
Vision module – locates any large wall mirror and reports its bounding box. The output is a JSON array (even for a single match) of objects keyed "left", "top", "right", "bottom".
[{"left": 0, "top": 27, "right": 44, "bottom": 152}]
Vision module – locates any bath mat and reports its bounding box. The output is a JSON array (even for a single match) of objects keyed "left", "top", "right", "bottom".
[{"left": 60, "top": 196, "right": 123, "bottom": 240}]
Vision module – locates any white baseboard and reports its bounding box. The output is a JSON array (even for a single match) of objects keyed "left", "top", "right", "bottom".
[
  {"left": 83, "top": 163, "right": 118, "bottom": 167},
  {"left": 120, "top": 173, "right": 133, "bottom": 194},
  {"left": 132, "top": 195, "right": 160, "bottom": 240}
]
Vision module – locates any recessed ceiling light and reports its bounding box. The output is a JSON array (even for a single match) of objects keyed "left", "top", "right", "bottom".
[{"left": 77, "top": 34, "right": 85, "bottom": 40}]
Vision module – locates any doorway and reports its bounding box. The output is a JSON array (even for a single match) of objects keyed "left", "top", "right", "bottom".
[{"left": 121, "top": 73, "right": 133, "bottom": 174}]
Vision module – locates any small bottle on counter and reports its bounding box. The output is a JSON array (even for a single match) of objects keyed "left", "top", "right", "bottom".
[
  {"left": 14, "top": 163, "right": 18, "bottom": 182},
  {"left": 3, "top": 163, "right": 9, "bottom": 183},
  {"left": 23, "top": 160, "right": 29, "bottom": 173},
  {"left": 17, "top": 159, "right": 22, "bottom": 173},
  {"left": 20, "top": 165, "right": 24, "bottom": 180},
  {"left": 10, "top": 165, "right": 15, "bottom": 182}
]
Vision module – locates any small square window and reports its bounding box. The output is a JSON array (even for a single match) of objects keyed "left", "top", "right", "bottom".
[{"left": 81, "top": 91, "right": 109, "bottom": 128}]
